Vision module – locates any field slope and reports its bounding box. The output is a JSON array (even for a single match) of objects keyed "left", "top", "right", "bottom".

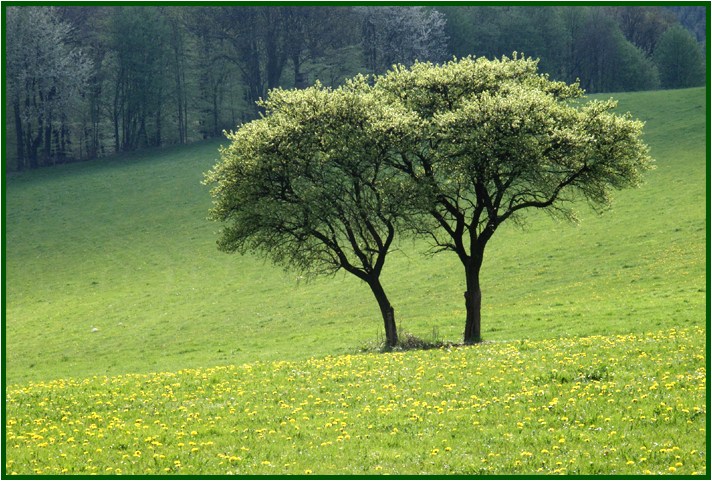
[{"left": 5, "top": 87, "right": 706, "bottom": 385}]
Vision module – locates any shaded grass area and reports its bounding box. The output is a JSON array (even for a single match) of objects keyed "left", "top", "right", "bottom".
[
  {"left": 5, "top": 327, "right": 705, "bottom": 475},
  {"left": 4, "top": 87, "right": 707, "bottom": 385}
]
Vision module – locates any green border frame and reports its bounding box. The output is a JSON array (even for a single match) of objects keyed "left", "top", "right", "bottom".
[{"left": 1, "top": 1, "right": 710, "bottom": 479}]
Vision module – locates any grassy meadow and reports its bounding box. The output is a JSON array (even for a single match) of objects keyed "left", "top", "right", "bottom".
[
  {"left": 6, "top": 327, "right": 706, "bottom": 475},
  {"left": 4, "top": 87, "right": 708, "bottom": 475}
]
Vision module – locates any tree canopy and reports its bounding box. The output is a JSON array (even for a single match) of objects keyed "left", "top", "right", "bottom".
[
  {"left": 6, "top": 6, "right": 92, "bottom": 170},
  {"left": 654, "top": 25, "right": 706, "bottom": 89},
  {"left": 374, "top": 55, "right": 653, "bottom": 342},
  {"left": 207, "top": 55, "right": 653, "bottom": 345},
  {"left": 205, "top": 78, "right": 421, "bottom": 346}
]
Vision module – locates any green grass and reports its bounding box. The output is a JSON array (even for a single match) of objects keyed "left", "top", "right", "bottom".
[
  {"left": 5, "top": 327, "right": 705, "bottom": 475},
  {"left": 5, "top": 87, "right": 707, "bottom": 386}
]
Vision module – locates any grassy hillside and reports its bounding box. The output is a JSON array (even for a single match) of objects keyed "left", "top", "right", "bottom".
[{"left": 5, "top": 87, "right": 707, "bottom": 386}]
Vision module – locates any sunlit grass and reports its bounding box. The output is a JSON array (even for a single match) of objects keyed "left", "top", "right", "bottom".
[{"left": 5, "top": 327, "right": 705, "bottom": 475}]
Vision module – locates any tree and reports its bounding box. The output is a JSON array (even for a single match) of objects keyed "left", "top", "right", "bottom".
[
  {"left": 55, "top": 6, "right": 111, "bottom": 161},
  {"left": 280, "top": 7, "right": 360, "bottom": 88},
  {"left": 6, "top": 6, "right": 92, "bottom": 169},
  {"left": 192, "top": 7, "right": 289, "bottom": 119},
  {"left": 358, "top": 6, "right": 448, "bottom": 74},
  {"left": 105, "top": 7, "right": 172, "bottom": 152},
  {"left": 441, "top": 6, "right": 571, "bottom": 79},
  {"left": 666, "top": 6, "right": 706, "bottom": 50},
  {"left": 162, "top": 7, "right": 190, "bottom": 145},
  {"left": 571, "top": 8, "right": 659, "bottom": 92},
  {"left": 654, "top": 25, "right": 705, "bottom": 89},
  {"left": 612, "top": 6, "right": 676, "bottom": 57},
  {"left": 439, "top": 6, "right": 661, "bottom": 93},
  {"left": 375, "top": 55, "right": 653, "bottom": 343},
  {"left": 204, "top": 79, "right": 421, "bottom": 347}
]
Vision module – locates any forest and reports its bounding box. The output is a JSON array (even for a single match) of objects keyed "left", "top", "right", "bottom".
[{"left": 4, "top": 5, "right": 706, "bottom": 171}]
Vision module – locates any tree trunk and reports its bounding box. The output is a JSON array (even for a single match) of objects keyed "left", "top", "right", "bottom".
[
  {"left": 463, "top": 254, "right": 483, "bottom": 344},
  {"left": 13, "top": 100, "right": 25, "bottom": 170},
  {"left": 294, "top": 55, "right": 307, "bottom": 88},
  {"left": 368, "top": 278, "right": 398, "bottom": 347},
  {"left": 463, "top": 287, "right": 482, "bottom": 344},
  {"left": 43, "top": 116, "right": 52, "bottom": 166}
]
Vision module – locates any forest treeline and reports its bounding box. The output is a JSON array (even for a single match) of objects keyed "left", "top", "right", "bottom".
[{"left": 5, "top": 5, "right": 706, "bottom": 171}]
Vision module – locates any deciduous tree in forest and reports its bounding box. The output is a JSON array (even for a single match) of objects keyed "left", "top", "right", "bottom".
[
  {"left": 374, "top": 55, "right": 653, "bottom": 343},
  {"left": 106, "top": 7, "right": 171, "bottom": 152},
  {"left": 613, "top": 6, "right": 676, "bottom": 56},
  {"left": 358, "top": 6, "right": 448, "bottom": 74},
  {"left": 654, "top": 25, "right": 706, "bottom": 89},
  {"left": 6, "top": 6, "right": 92, "bottom": 169},
  {"left": 570, "top": 8, "right": 659, "bottom": 92},
  {"left": 281, "top": 7, "right": 360, "bottom": 88},
  {"left": 192, "top": 8, "right": 295, "bottom": 118},
  {"left": 204, "top": 79, "right": 422, "bottom": 347}
]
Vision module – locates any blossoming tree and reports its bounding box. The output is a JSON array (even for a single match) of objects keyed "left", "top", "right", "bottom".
[
  {"left": 375, "top": 55, "right": 653, "bottom": 343},
  {"left": 205, "top": 78, "right": 421, "bottom": 347}
]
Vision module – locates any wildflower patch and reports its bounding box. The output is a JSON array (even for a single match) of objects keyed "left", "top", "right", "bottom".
[{"left": 5, "top": 327, "right": 706, "bottom": 475}]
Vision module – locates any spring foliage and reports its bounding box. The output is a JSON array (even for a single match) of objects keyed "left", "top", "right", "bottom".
[
  {"left": 206, "top": 55, "right": 653, "bottom": 342},
  {"left": 205, "top": 77, "right": 420, "bottom": 280}
]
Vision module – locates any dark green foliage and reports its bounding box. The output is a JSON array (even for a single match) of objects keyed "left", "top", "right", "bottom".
[
  {"left": 440, "top": 5, "right": 696, "bottom": 93},
  {"left": 613, "top": 6, "right": 677, "bottom": 56},
  {"left": 107, "top": 7, "right": 172, "bottom": 151},
  {"left": 654, "top": 25, "right": 706, "bottom": 89},
  {"left": 3, "top": 5, "right": 706, "bottom": 172},
  {"left": 572, "top": 9, "right": 660, "bottom": 92},
  {"left": 666, "top": 6, "right": 707, "bottom": 46}
]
